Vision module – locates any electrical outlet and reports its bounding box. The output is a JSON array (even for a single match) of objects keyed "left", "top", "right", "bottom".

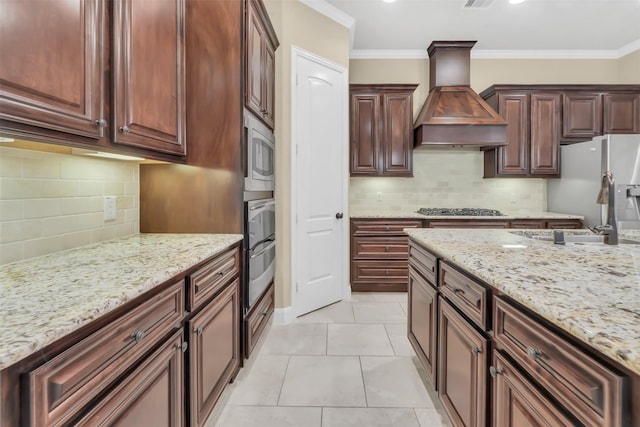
[
  {"left": 376, "top": 192, "right": 382, "bottom": 201},
  {"left": 104, "top": 196, "right": 116, "bottom": 221}
]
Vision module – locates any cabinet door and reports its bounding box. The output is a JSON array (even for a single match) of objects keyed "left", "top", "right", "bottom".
[
  {"left": 603, "top": 93, "right": 640, "bottom": 134},
  {"left": 75, "top": 331, "right": 185, "bottom": 427},
  {"left": 530, "top": 93, "right": 560, "bottom": 176},
  {"left": 562, "top": 93, "right": 602, "bottom": 140},
  {"left": 495, "top": 93, "right": 529, "bottom": 175},
  {"left": 188, "top": 279, "right": 241, "bottom": 427},
  {"left": 0, "top": 0, "right": 105, "bottom": 139},
  {"left": 408, "top": 267, "right": 438, "bottom": 388},
  {"left": 438, "top": 298, "right": 488, "bottom": 427},
  {"left": 245, "top": 0, "right": 265, "bottom": 121},
  {"left": 263, "top": 39, "right": 276, "bottom": 129},
  {"left": 350, "top": 93, "right": 381, "bottom": 175},
  {"left": 381, "top": 92, "right": 413, "bottom": 176},
  {"left": 113, "top": 0, "right": 186, "bottom": 155},
  {"left": 492, "top": 351, "right": 575, "bottom": 427}
]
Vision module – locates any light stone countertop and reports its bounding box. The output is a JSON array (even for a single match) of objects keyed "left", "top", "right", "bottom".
[
  {"left": 405, "top": 228, "right": 640, "bottom": 376},
  {"left": 350, "top": 210, "right": 583, "bottom": 220},
  {"left": 0, "top": 233, "right": 243, "bottom": 370}
]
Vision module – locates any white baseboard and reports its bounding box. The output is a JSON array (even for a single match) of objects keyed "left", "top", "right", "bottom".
[{"left": 273, "top": 306, "right": 296, "bottom": 324}]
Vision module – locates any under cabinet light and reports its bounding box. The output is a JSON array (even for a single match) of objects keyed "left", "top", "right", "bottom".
[
  {"left": 0, "top": 137, "right": 15, "bottom": 143},
  {"left": 71, "top": 148, "right": 145, "bottom": 161}
]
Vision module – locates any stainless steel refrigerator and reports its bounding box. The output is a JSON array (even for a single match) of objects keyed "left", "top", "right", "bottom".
[{"left": 548, "top": 134, "right": 640, "bottom": 230}]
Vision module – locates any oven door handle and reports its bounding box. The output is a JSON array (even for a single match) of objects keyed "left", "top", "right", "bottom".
[
  {"left": 249, "top": 235, "right": 275, "bottom": 252},
  {"left": 249, "top": 201, "right": 275, "bottom": 211},
  {"left": 250, "top": 241, "right": 276, "bottom": 259}
]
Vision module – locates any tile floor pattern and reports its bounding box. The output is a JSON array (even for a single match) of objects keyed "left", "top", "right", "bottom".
[{"left": 207, "top": 292, "right": 451, "bottom": 427}]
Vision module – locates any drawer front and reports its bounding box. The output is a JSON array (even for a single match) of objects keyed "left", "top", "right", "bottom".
[
  {"left": 246, "top": 282, "right": 274, "bottom": 357},
  {"left": 494, "top": 297, "right": 628, "bottom": 427},
  {"left": 352, "top": 236, "right": 408, "bottom": 259},
  {"left": 439, "top": 262, "right": 489, "bottom": 331},
  {"left": 29, "top": 280, "right": 184, "bottom": 427},
  {"left": 427, "top": 220, "right": 510, "bottom": 229},
  {"left": 408, "top": 240, "right": 437, "bottom": 285},
  {"left": 546, "top": 220, "right": 583, "bottom": 229},
  {"left": 510, "top": 220, "right": 546, "bottom": 229},
  {"left": 351, "top": 219, "right": 422, "bottom": 236},
  {"left": 188, "top": 247, "right": 240, "bottom": 311},
  {"left": 352, "top": 260, "right": 409, "bottom": 283}
]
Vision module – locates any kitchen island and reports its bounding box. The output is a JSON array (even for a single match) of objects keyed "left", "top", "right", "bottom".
[
  {"left": 0, "top": 233, "right": 243, "bottom": 427},
  {"left": 406, "top": 228, "right": 640, "bottom": 427}
]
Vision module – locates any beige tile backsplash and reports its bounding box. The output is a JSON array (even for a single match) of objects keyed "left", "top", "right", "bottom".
[
  {"left": 0, "top": 146, "right": 139, "bottom": 265},
  {"left": 350, "top": 149, "right": 547, "bottom": 214}
]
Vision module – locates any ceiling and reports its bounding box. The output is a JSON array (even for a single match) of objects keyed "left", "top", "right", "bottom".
[{"left": 307, "top": 0, "right": 640, "bottom": 58}]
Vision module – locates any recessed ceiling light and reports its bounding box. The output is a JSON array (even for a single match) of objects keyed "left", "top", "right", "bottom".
[
  {"left": 509, "top": 0, "right": 526, "bottom": 4},
  {"left": 382, "top": 0, "right": 397, "bottom": 3}
]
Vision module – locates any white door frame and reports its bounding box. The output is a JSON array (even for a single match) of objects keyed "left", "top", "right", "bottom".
[{"left": 290, "top": 46, "right": 350, "bottom": 319}]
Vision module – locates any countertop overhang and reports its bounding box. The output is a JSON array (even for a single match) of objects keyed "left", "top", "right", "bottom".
[
  {"left": 405, "top": 228, "right": 640, "bottom": 376},
  {"left": 350, "top": 210, "right": 583, "bottom": 220},
  {"left": 0, "top": 233, "right": 243, "bottom": 370}
]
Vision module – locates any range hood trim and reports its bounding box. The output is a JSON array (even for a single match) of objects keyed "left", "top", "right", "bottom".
[{"left": 414, "top": 40, "right": 508, "bottom": 148}]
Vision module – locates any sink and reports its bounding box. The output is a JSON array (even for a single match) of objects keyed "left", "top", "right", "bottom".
[{"left": 510, "top": 231, "right": 640, "bottom": 245}]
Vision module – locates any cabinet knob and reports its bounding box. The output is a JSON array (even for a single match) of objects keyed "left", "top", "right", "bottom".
[
  {"left": 195, "top": 327, "right": 203, "bottom": 335},
  {"left": 472, "top": 346, "right": 482, "bottom": 355},
  {"left": 132, "top": 330, "right": 145, "bottom": 343},
  {"left": 95, "top": 118, "right": 107, "bottom": 127},
  {"left": 176, "top": 341, "right": 188, "bottom": 352},
  {"left": 119, "top": 125, "right": 130, "bottom": 133},
  {"left": 384, "top": 246, "right": 390, "bottom": 252},
  {"left": 489, "top": 366, "right": 503, "bottom": 377},
  {"left": 527, "top": 346, "right": 541, "bottom": 360},
  {"left": 453, "top": 287, "right": 465, "bottom": 295},
  {"left": 218, "top": 271, "right": 225, "bottom": 277}
]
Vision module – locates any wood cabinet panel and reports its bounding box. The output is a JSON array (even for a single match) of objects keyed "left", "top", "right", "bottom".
[
  {"left": 408, "top": 267, "right": 439, "bottom": 388},
  {"left": 494, "top": 297, "right": 628, "bottom": 427},
  {"left": 352, "top": 260, "right": 409, "bottom": 282},
  {"left": 545, "top": 219, "right": 583, "bottom": 229},
  {"left": 440, "top": 262, "right": 489, "bottom": 331},
  {"left": 75, "top": 331, "right": 185, "bottom": 427},
  {"left": 438, "top": 297, "right": 488, "bottom": 427},
  {"left": 0, "top": 0, "right": 105, "bottom": 139},
  {"left": 188, "top": 247, "right": 240, "bottom": 312},
  {"left": 530, "top": 93, "right": 560, "bottom": 176},
  {"left": 245, "top": 282, "right": 274, "bottom": 358},
  {"left": 112, "top": 0, "right": 186, "bottom": 155},
  {"left": 603, "top": 93, "right": 640, "bottom": 134},
  {"left": 562, "top": 93, "right": 602, "bottom": 140},
  {"left": 188, "top": 278, "right": 241, "bottom": 427},
  {"left": 352, "top": 236, "right": 409, "bottom": 259},
  {"left": 351, "top": 219, "right": 422, "bottom": 235},
  {"left": 496, "top": 93, "right": 529, "bottom": 175},
  {"left": 510, "top": 220, "right": 546, "bottom": 229},
  {"left": 27, "top": 280, "right": 184, "bottom": 427},
  {"left": 426, "top": 220, "right": 510, "bottom": 229},
  {"left": 492, "top": 350, "right": 575, "bottom": 427},
  {"left": 349, "top": 84, "right": 417, "bottom": 177},
  {"left": 408, "top": 240, "right": 437, "bottom": 285}
]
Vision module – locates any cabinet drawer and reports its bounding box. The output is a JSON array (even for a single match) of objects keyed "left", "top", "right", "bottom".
[
  {"left": 352, "top": 260, "right": 409, "bottom": 283},
  {"left": 188, "top": 247, "right": 240, "bottom": 311},
  {"left": 408, "top": 240, "right": 437, "bottom": 285},
  {"left": 28, "top": 280, "right": 184, "bottom": 427},
  {"left": 351, "top": 219, "right": 422, "bottom": 236},
  {"left": 427, "top": 220, "right": 510, "bottom": 229},
  {"left": 494, "top": 297, "right": 628, "bottom": 427},
  {"left": 439, "top": 262, "right": 489, "bottom": 331},
  {"left": 352, "top": 236, "right": 408, "bottom": 259},
  {"left": 246, "top": 282, "right": 274, "bottom": 357}
]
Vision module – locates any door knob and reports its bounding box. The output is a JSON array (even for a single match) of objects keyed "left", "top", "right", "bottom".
[{"left": 335, "top": 212, "right": 344, "bottom": 219}]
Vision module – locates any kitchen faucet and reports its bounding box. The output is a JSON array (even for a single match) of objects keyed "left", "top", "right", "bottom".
[{"left": 594, "top": 171, "right": 619, "bottom": 245}]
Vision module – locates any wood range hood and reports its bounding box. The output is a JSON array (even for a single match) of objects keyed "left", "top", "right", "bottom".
[{"left": 414, "top": 41, "right": 508, "bottom": 148}]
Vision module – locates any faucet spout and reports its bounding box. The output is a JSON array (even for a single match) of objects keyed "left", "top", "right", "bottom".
[{"left": 594, "top": 171, "right": 618, "bottom": 245}]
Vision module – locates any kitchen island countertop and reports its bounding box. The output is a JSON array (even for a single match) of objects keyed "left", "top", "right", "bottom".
[
  {"left": 350, "top": 210, "right": 583, "bottom": 220},
  {"left": 406, "top": 228, "right": 640, "bottom": 375},
  {"left": 0, "top": 233, "right": 243, "bottom": 370}
]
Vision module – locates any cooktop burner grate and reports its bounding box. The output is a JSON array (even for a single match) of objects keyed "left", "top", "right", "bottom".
[{"left": 417, "top": 207, "right": 505, "bottom": 216}]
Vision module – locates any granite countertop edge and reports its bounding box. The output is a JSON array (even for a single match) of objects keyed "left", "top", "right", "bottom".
[
  {"left": 0, "top": 233, "right": 243, "bottom": 370},
  {"left": 350, "top": 210, "right": 584, "bottom": 220},
  {"left": 405, "top": 228, "right": 640, "bottom": 376}
]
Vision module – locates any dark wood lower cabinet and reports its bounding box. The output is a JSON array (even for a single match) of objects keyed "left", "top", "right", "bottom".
[
  {"left": 75, "top": 331, "right": 185, "bottom": 426},
  {"left": 408, "top": 267, "right": 438, "bottom": 388},
  {"left": 491, "top": 351, "right": 575, "bottom": 427},
  {"left": 438, "top": 297, "right": 488, "bottom": 427},
  {"left": 245, "top": 282, "right": 274, "bottom": 358},
  {"left": 188, "top": 278, "right": 241, "bottom": 427}
]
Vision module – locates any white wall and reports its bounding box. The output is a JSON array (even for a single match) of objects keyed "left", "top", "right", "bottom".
[{"left": 0, "top": 146, "right": 139, "bottom": 265}]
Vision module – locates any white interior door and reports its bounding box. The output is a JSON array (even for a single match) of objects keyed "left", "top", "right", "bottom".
[{"left": 292, "top": 48, "right": 348, "bottom": 317}]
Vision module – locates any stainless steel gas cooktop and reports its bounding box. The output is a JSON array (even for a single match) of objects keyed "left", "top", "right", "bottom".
[{"left": 417, "top": 208, "right": 505, "bottom": 216}]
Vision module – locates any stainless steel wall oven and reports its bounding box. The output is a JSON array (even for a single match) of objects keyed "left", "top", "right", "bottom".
[
  {"left": 244, "top": 110, "right": 275, "bottom": 192},
  {"left": 244, "top": 198, "right": 275, "bottom": 310}
]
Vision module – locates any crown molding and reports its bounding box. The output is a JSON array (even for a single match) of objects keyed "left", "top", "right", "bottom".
[
  {"left": 350, "top": 49, "right": 428, "bottom": 59},
  {"left": 298, "top": 0, "right": 355, "bottom": 29}
]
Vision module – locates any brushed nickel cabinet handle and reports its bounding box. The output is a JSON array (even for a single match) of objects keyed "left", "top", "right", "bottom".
[
  {"left": 120, "top": 125, "right": 130, "bottom": 133},
  {"left": 176, "top": 341, "right": 188, "bottom": 352},
  {"left": 489, "top": 366, "right": 503, "bottom": 377},
  {"left": 527, "top": 346, "right": 541, "bottom": 360},
  {"left": 472, "top": 346, "right": 482, "bottom": 355},
  {"left": 95, "top": 118, "right": 107, "bottom": 127},
  {"left": 132, "top": 330, "right": 145, "bottom": 343},
  {"left": 195, "top": 327, "right": 203, "bottom": 335}
]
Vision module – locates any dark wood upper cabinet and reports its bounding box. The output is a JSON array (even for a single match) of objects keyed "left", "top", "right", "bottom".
[
  {"left": 494, "top": 93, "right": 529, "bottom": 176},
  {"left": 245, "top": 0, "right": 278, "bottom": 129},
  {"left": 0, "top": 0, "right": 105, "bottom": 139},
  {"left": 350, "top": 84, "right": 417, "bottom": 177},
  {"left": 562, "top": 92, "right": 602, "bottom": 140},
  {"left": 604, "top": 92, "right": 640, "bottom": 134},
  {"left": 112, "top": 0, "right": 186, "bottom": 156},
  {"left": 529, "top": 92, "right": 560, "bottom": 176}
]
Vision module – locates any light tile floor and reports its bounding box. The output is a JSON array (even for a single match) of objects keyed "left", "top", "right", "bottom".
[{"left": 207, "top": 293, "right": 451, "bottom": 427}]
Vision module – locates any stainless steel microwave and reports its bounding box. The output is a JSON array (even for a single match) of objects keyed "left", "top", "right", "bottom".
[{"left": 244, "top": 110, "right": 275, "bottom": 192}]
